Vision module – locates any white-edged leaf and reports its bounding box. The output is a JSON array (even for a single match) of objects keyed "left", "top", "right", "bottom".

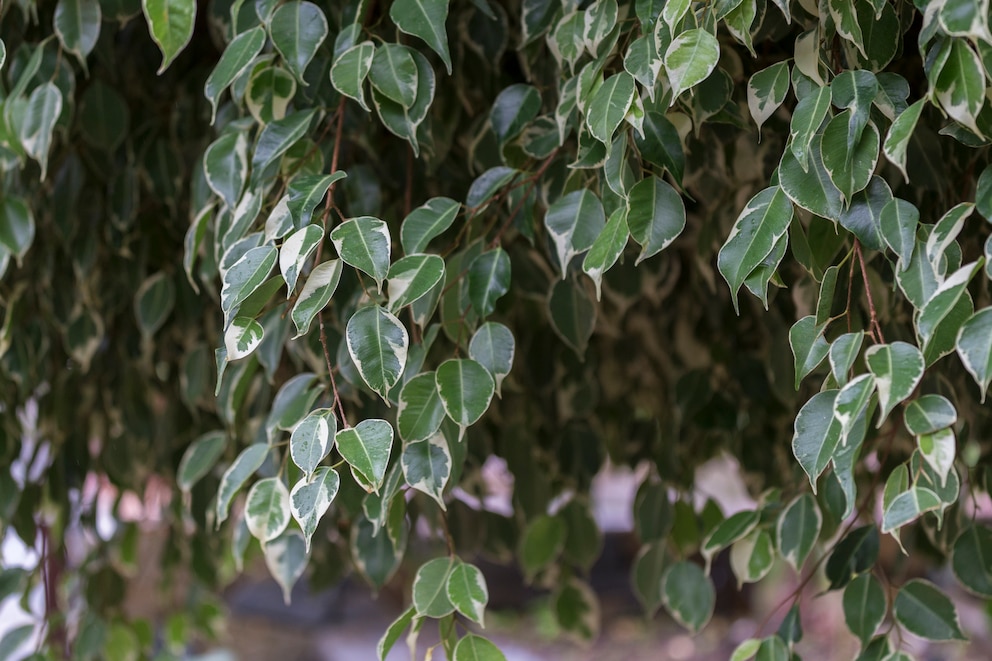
[
  {"left": 401, "top": 433, "right": 451, "bottom": 508},
  {"left": 582, "top": 206, "right": 628, "bottom": 300},
  {"left": 346, "top": 305, "right": 409, "bottom": 401},
  {"left": 280, "top": 224, "right": 324, "bottom": 294},
  {"left": 865, "top": 341, "right": 925, "bottom": 427},
  {"left": 435, "top": 358, "right": 495, "bottom": 431},
  {"left": 263, "top": 529, "right": 307, "bottom": 605},
  {"left": 292, "top": 259, "right": 342, "bottom": 338},
  {"left": 270, "top": 1, "right": 328, "bottom": 83},
  {"left": 245, "top": 476, "right": 291, "bottom": 542},
  {"left": 177, "top": 430, "right": 226, "bottom": 492},
  {"left": 627, "top": 175, "right": 685, "bottom": 264},
  {"left": 776, "top": 493, "right": 822, "bottom": 572},
  {"left": 447, "top": 561, "right": 489, "bottom": 626},
  {"left": 401, "top": 197, "right": 460, "bottom": 254},
  {"left": 330, "top": 216, "right": 391, "bottom": 293},
  {"left": 290, "top": 466, "right": 340, "bottom": 551},
  {"left": 330, "top": 41, "right": 375, "bottom": 111},
  {"left": 216, "top": 443, "right": 269, "bottom": 524},
  {"left": 290, "top": 408, "right": 337, "bottom": 477},
  {"left": 142, "top": 0, "right": 196, "bottom": 73},
  {"left": 388, "top": 254, "right": 446, "bottom": 312},
  {"left": 336, "top": 418, "right": 394, "bottom": 493},
  {"left": 205, "top": 26, "right": 266, "bottom": 123},
  {"left": 956, "top": 307, "right": 992, "bottom": 402},
  {"left": 224, "top": 316, "right": 265, "bottom": 360},
  {"left": 664, "top": 29, "right": 720, "bottom": 102},
  {"left": 390, "top": 0, "right": 452, "bottom": 74},
  {"left": 544, "top": 189, "right": 606, "bottom": 276},
  {"left": 397, "top": 372, "right": 446, "bottom": 442},
  {"left": 792, "top": 389, "right": 843, "bottom": 491},
  {"left": 469, "top": 322, "right": 515, "bottom": 396}
]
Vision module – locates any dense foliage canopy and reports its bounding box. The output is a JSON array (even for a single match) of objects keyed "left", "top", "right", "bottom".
[{"left": 3, "top": 0, "right": 992, "bottom": 657}]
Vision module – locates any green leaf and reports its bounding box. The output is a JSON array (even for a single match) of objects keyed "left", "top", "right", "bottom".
[
  {"left": 290, "top": 408, "right": 337, "bottom": 477},
  {"left": 834, "top": 374, "right": 875, "bottom": 445},
  {"left": 664, "top": 29, "right": 720, "bottom": 102},
  {"left": 266, "top": 373, "right": 321, "bottom": 438},
  {"left": 177, "top": 430, "right": 226, "bottom": 492},
  {"left": 718, "top": 186, "right": 794, "bottom": 314},
  {"left": 545, "top": 190, "right": 605, "bottom": 276},
  {"left": 205, "top": 26, "right": 266, "bottom": 123},
  {"left": 792, "top": 390, "right": 843, "bottom": 490},
  {"left": 879, "top": 198, "right": 918, "bottom": 269},
  {"left": 977, "top": 165, "right": 992, "bottom": 221},
  {"left": 940, "top": 0, "right": 992, "bottom": 42},
  {"left": 843, "top": 573, "right": 886, "bottom": 646},
  {"left": 387, "top": 254, "right": 446, "bottom": 312},
  {"left": 78, "top": 80, "right": 130, "bottom": 152},
  {"left": 700, "top": 509, "right": 760, "bottom": 571},
  {"left": 934, "top": 39, "right": 985, "bottom": 135},
  {"left": 904, "top": 395, "right": 956, "bottom": 436},
  {"left": 779, "top": 135, "right": 844, "bottom": 222},
  {"left": 453, "top": 635, "right": 506, "bottom": 661},
  {"left": 825, "top": 525, "right": 879, "bottom": 590},
  {"left": 882, "top": 486, "right": 941, "bottom": 534},
  {"left": 204, "top": 131, "right": 249, "bottom": 209},
  {"left": 776, "top": 493, "right": 822, "bottom": 572},
  {"left": 631, "top": 542, "right": 666, "bottom": 614},
  {"left": 54, "top": 0, "right": 101, "bottom": 69},
  {"left": 724, "top": 0, "right": 757, "bottom": 56},
  {"left": 957, "top": 307, "right": 992, "bottom": 401},
  {"left": 789, "top": 315, "right": 829, "bottom": 389},
  {"left": 372, "top": 47, "right": 436, "bottom": 154},
  {"left": 661, "top": 561, "right": 715, "bottom": 633},
  {"left": 893, "top": 579, "right": 967, "bottom": 641},
  {"left": 0, "top": 198, "right": 35, "bottom": 263},
  {"left": 926, "top": 203, "right": 972, "bottom": 268},
  {"left": 490, "top": 83, "right": 541, "bottom": 144},
  {"left": 19, "top": 82, "right": 62, "bottom": 181},
  {"left": 518, "top": 514, "right": 566, "bottom": 581},
  {"left": 141, "top": 0, "right": 196, "bottom": 73},
  {"left": 865, "top": 341, "right": 925, "bottom": 427},
  {"left": 369, "top": 43, "right": 418, "bottom": 108},
  {"left": 918, "top": 260, "right": 981, "bottom": 361},
  {"left": 435, "top": 358, "right": 495, "bottom": 429},
  {"left": 952, "top": 525, "right": 992, "bottom": 598},
  {"left": 582, "top": 206, "right": 627, "bottom": 300},
  {"left": 635, "top": 111, "right": 685, "bottom": 184},
  {"left": 216, "top": 443, "right": 269, "bottom": 524},
  {"left": 377, "top": 607, "right": 416, "bottom": 661},
  {"left": 390, "top": 0, "right": 452, "bottom": 74},
  {"left": 336, "top": 419, "right": 394, "bottom": 493},
  {"left": 246, "top": 63, "right": 298, "bottom": 124},
  {"left": 134, "top": 272, "right": 175, "bottom": 337},
  {"left": 918, "top": 427, "right": 955, "bottom": 489},
  {"left": 290, "top": 466, "right": 339, "bottom": 551},
  {"left": 269, "top": 1, "right": 328, "bottom": 83},
  {"left": 586, "top": 72, "right": 635, "bottom": 144},
  {"left": 627, "top": 175, "right": 685, "bottom": 265},
  {"left": 467, "top": 249, "right": 511, "bottom": 318},
  {"left": 413, "top": 556, "right": 458, "bottom": 617},
  {"left": 548, "top": 277, "right": 596, "bottom": 358},
  {"left": 251, "top": 109, "right": 317, "bottom": 186},
  {"left": 401, "top": 197, "right": 460, "bottom": 254},
  {"left": 828, "top": 0, "right": 865, "bottom": 56},
  {"left": 224, "top": 315, "right": 265, "bottom": 360},
  {"left": 447, "top": 561, "right": 489, "bottom": 626},
  {"left": 820, "top": 113, "right": 879, "bottom": 203},
  {"left": 731, "top": 639, "right": 762, "bottom": 661},
  {"left": 789, "top": 86, "right": 831, "bottom": 172},
  {"left": 245, "top": 476, "right": 291, "bottom": 542},
  {"left": 397, "top": 372, "right": 446, "bottom": 442},
  {"left": 291, "top": 259, "right": 342, "bottom": 337},
  {"left": 466, "top": 167, "right": 518, "bottom": 214},
  {"left": 829, "top": 332, "right": 864, "bottom": 387},
  {"left": 882, "top": 100, "right": 924, "bottom": 183},
  {"left": 468, "top": 322, "right": 514, "bottom": 396},
  {"left": 331, "top": 42, "right": 375, "bottom": 112},
  {"left": 729, "top": 529, "right": 774, "bottom": 588},
  {"left": 346, "top": 305, "right": 409, "bottom": 402},
  {"left": 747, "top": 62, "right": 790, "bottom": 135},
  {"left": 401, "top": 434, "right": 451, "bottom": 508},
  {"left": 330, "top": 216, "right": 391, "bottom": 293},
  {"left": 280, "top": 224, "right": 323, "bottom": 294},
  {"left": 220, "top": 245, "right": 278, "bottom": 327},
  {"left": 263, "top": 529, "right": 307, "bottom": 605},
  {"left": 549, "top": 11, "right": 585, "bottom": 73},
  {"left": 554, "top": 577, "right": 601, "bottom": 641},
  {"left": 288, "top": 172, "right": 347, "bottom": 227}
]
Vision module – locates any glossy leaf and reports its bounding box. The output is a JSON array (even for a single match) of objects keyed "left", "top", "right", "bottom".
[
  {"left": 388, "top": 254, "right": 445, "bottom": 312},
  {"left": 216, "top": 444, "right": 269, "bottom": 524},
  {"left": 664, "top": 29, "right": 720, "bottom": 102},
  {"left": 291, "top": 259, "right": 342, "bottom": 337},
  {"left": 467, "top": 249, "right": 511, "bottom": 318},
  {"left": 220, "top": 245, "right": 278, "bottom": 327},
  {"left": 777, "top": 493, "right": 821, "bottom": 572},
  {"left": 177, "top": 430, "right": 226, "bottom": 492},
  {"left": 245, "top": 477, "right": 291, "bottom": 542},
  {"left": 336, "top": 419, "right": 394, "bottom": 493},
  {"left": 661, "top": 561, "right": 715, "bottom": 633},
  {"left": 390, "top": 0, "right": 452, "bottom": 74},
  {"left": 904, "top": 395, "right": 956, "bottom": 436},
  {"left": 582, "top": 206, "right": 628, "bottom": 300},
  {"left": 952, "top": 525, "right": 992, "bottom": 598},
  {"left": 626, "top": 175, "right": 685, "bottom": 265},
  {"left": 865, "top": 342, "right": 925, "bottom": 427},
  {"left": 401, "top": 433, "right": 450, "bottom": 508},
  {"left": 957, "top": 308, "right": 992, "bottom": 401},
  {"left": 447, "top": 561, "right": 488, "bottom": 625},
  {"left": 205, "top": 27, "right": 266, "bottom": 123},
  {"left": 843, "top": 573, "right": 886, "bottom": 646},
  {"left": 280, "top": 224, "right": 323, "bottom": 294},
  {"left": 893, "top": 579, "right": 966, "bottom": 641},
  {"left": 346, "top": 305, "right": 409, "bottom": 401},
  {"left": 747, "top": 62, "right": 790, "bottom": 134},
  {"left": 290, "top": 466, "right": 339, "bottom": 551},
  {"left": 54, "top": 0, "right": 101, "bottom": 69},
  {"left": 20, "top": 83, "right": 62, "bottom": 181},
  {"left": 453, "top": 635, "right": 506, "bottom": 661},
  {"left": 397, "top": 372, "right": 446, "bottom": 442},
  {"left": 548, "top": 277, "right": 596, "bottom": 358},
  {"left": 545, "top": 190, "right": 605, "bottom": 276},
  {"left": 224, "top": 316, "right": 264, "bottom": 360},
  {"left": 290, "top": 408, "right": 336, "bottom": 477},
  {"left": 401, "top": 197, "right": 460, "bottom": 254},
  {"left": 792, "top": 390, "right": 843, "bottom": 490},
  {"left": 330, "top": 216, "right": 391, "bottom": 293},
  {"left": 490, "top": 83, "right": 541, "bottom": 144},
  {"left": 468, "top": 322, "right": 515, "bottom": 396},
  {"left": 435, "top": 358, "right": 495, "bottom": 429},
  {"left": 270, "top": 1, "right": 328, "bottom": 82},
  {"left": 142, "top": 0, "right": 195, "bottom": 73},
  {"left": 330, "top": 42, "right": 375, "bottom": 111},
  {"left": 586, "top": 72, "right": 635, "bottom": 144}
]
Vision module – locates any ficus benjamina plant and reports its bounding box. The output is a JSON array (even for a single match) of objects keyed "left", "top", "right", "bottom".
[{"left": 2, "top": 0, "right": 992, "bottom": 657}]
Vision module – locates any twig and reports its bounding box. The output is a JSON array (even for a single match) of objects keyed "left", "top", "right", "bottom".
[{"left": 855, "top": 240, "right": 885, "bottom": 344}]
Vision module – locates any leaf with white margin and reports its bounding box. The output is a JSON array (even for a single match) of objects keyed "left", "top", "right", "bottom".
[
  {"left": 584, "top": 0, "right": 619, "bottom": 53},
  {"left": 387, "top": 254, "right": 445, "bottom": 312},
  {"left": 134, "top": 271, "right": 175, "bottom": 337},
  {"left": 833, "top": 374, "right": 875, "bottom": 446},
  {"left": 398, "top": 372, "right": 445, "bottom": 442},
  {"left": 19, "top": 83, "right": 62, "bottom": 180},
  {"left": 292, "top": 259, "right": 342, "bottom": 338},
  {"left": 904, "top": 395, "right": 957, "bottom": 436},
  {"left": 880, "top": 198, "right": 918, "bottom": 270},
  {"left": 544, "top": 189, "right": 606, "bottom": 277},
  {"left": 436, "top": 358, "right": 495, "bottom": 431},
  {"left": 469, "top": 322, "right": 515, "bottom": 396},
  {"left": 882, "top": 487, "right": 942, "bottom": 534},
  {"left": 412, "top": 556, "right": 457, "bottom": 617},
  {"left": 54, "top": 0, "right": 101, "bottom": 71},
  {"left": 447, "top": 561, "right": 489, "bottom": 626},
  {"left": 330, "top": 41, "right": 375, "bottom": 111},
  {"left": 369, "top": 42, "right": 418, "bottom": 108},
  {"left": 585, "top": 72, "right": 635, "bottom": 145},
  {"left": 865, "top": 341, "right": 924, "bottom": 427},
  {"left": 664, "top": 29, "right": 719, "bottom": 102},
  {"left": 377, "top": 606, "right": 417, "bottom": 661},
  {"left": 940, "top": 0, "right": 992, "bottom": 43},
  {"left": 250, "top": 109, "right": 316, "bottom": 186},
  {"left": 661, "top": 561, "right": 715, "bottom": 633},
  {"left": 663, "top": 0, "right": 690, "bottom": 29},
  {"left": 245, "top": 476, "right": 291, "bottom": 542},
  {"left": 330, "top": 216, "right": 391, "bottom": 293},
  {"left": 204, "top": 26, "right": 266, "bottom": 123},
  {"left": 280, "top": 224, "right": 323, "bottom": 294},
  {"left": 918, "top": 428, "right": 955, "bottom": 489},
  {"left": 718, "top": 186, "right": 793, "bottom": 314},
  {"left": 270, "top": 1, "right": 328, "bottom": 83},
  {"left": 246, "top": 63, "right": 297, "bottom": 125},
  {"left": 882, "top": 99, "right": 924, "bottom": 184},
  {"left": 0, "top": 198, "right": 35, "bottom": 264},
  {"left": 290, "top": 466, "right": 340, "bottom": 551},
  {"left": 729, "top": 529, "right": 774, "bottom": 588},
  {"left": 400, "top": 197, "right": 460, "bottom": 254},
  {"left": 468, "top": 249, "right": 511, "bottom": 318},
  {"left": 263, "top": 529, "right": 307, "bottom": 605},
  {"left": 287, "top": 172, "right": 347, "bottom": 227},
  {"left": 453, "top": 634, "right": 506, "bottom": 661},
  {"left": 843, "top": 573, "right": 886, "bottom": 647},
  {"left": 934, "top": 39, "right": 985, "bottom": 135},
  {"left": 747, "top": 62, "right": 790, "bottom": 135},
  {"left": 926, "top": 203, "right": 972, "bottom": 270},
  {"left": 789, "top": 315, "right": 830, "bottom": 389},
  {"left": 142, "top": 0, "right": 195, "bottom": 73},
  {"left": 390, "top": 0, "right": 452, "bottom": 74},
  {"left": 346, "top": 305, "right": 408, "bottom": 401},
  {"left": 700, "top": 510, "right": 760, "bottom": 572},
  {"left": 291, "top": 408, "right": 337, "bottom": 477},
  {"left": 829, "top": 332, "right": 864, "bottom": 387},
  {"left": 216, "top": 443, "right": 269, "bottom": 524},
  {"left": 917, "top": 260, "right": 981, "bottom": 357},
  {"left": 627, "top": 175, "right": 686, "bottom": 265},
  {"left": 956, "top": 307, "right": 992, "bottom": 402},
  {"left": 224, "top": 316, "right": 264, "bottom": 360},
  {"left": 177, "top": 430, "right": 226, "bottom": 492},
  {"left": 776, "top": 493, "right": 821, "bottom": 572},
  {"left": 370, "top": 48, "right": 435, "bottom": 156},
  {"left": 554, "top": 577, "right": 601, "bottom": 641},
  {"left": 220, "top": 245, "right": 277, "bottom": 327},
  {"left": 204, "top": 131, "right": 249, "bottom": 209},
  {"left": 401, "top": 433, "right": 451, "bottom": 508},
  {"left": 792, "top": 389, "right": 843, "bottom": 491},
  {"left": 336, "top": 418, "right": 393, "bottom": 493},
  {"left": 582, "top": 206, "right": 628, "bottom": 300},
  {"left": 788, "top": 84, "right": 831, "bottom": 172}
]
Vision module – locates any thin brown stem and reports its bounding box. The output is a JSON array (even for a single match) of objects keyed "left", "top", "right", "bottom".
[{"left": 855, "top": 240, "right": 885, "bottom": 344}]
